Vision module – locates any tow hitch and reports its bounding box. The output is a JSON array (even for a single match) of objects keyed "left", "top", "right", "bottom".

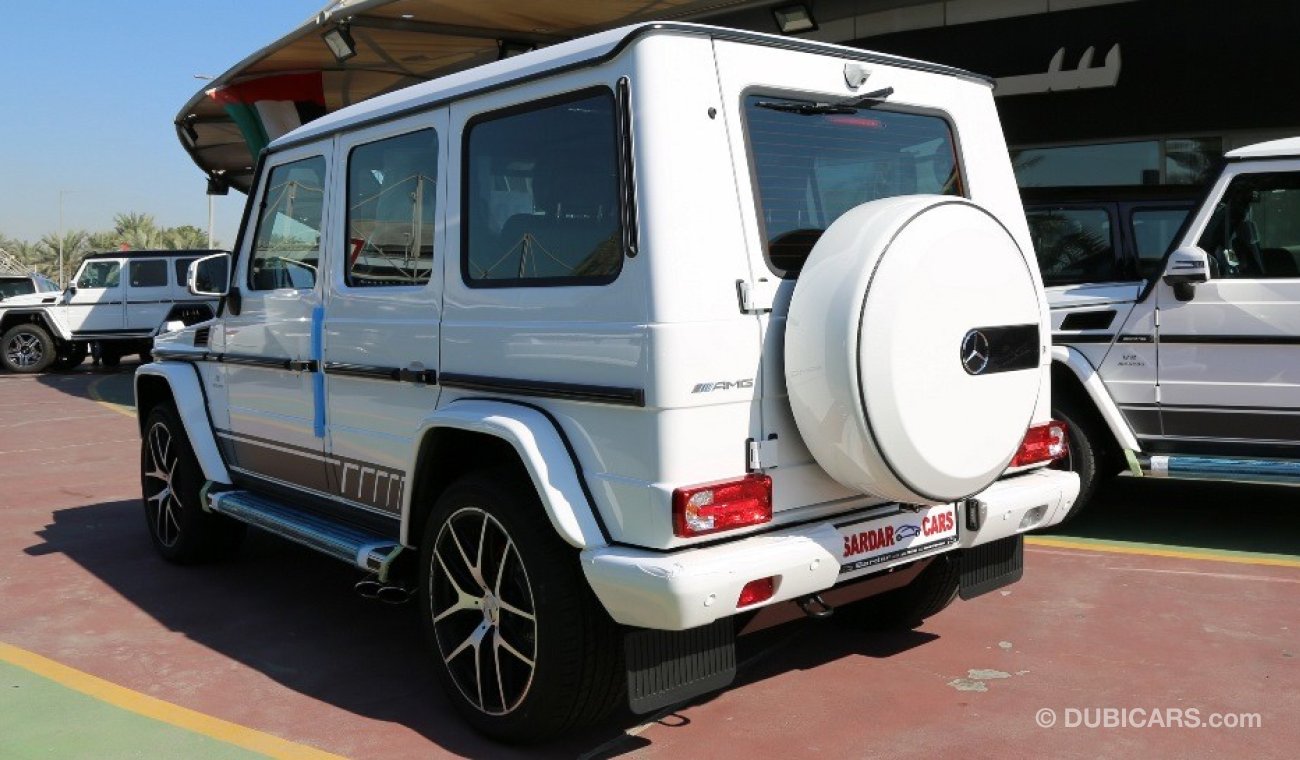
[{"left": 796, "top": 593, "right": 834, "bottom": 618}]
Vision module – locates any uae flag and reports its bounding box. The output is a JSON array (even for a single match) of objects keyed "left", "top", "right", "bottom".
[{"left": 208, "top": 72, "right": 328, "bottom": 157}]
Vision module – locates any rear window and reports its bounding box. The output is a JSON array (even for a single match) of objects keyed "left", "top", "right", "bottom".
[
  {"left": 0, "top": 278, "right": 36, "bottom": 299},
  {"left": 744, "top": 95, "right": 963, "bottom": 277}
]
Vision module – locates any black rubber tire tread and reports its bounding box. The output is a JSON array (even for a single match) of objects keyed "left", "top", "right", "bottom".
[
  {"left": 419, "top": 467, "right": 624, "bottom": 743},
  {"left": 1, "top": 323, "right": 55, "bottom": 374},
  {"left": 100, "top": 350, "right": 122, "bottom": 368},
  {"left": 1049, "top": 390, "right": 1114, "bottom": 526},
  {"left": 140, "top": 405, "right": 244, "bottom": 564},
  {"left": 837, "top": 555, "right": 960, "bottom": 630}
]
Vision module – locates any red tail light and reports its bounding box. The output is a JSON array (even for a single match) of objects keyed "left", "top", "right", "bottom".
[
  {"left": 737, "top": 577, "right": 776, "bottom": 608},
  {"left": 1010, "top": 420, "right": 1069, "bottom": 467},
  {"left": 672, "top": 474, "right": 773, "bottom": 537}
]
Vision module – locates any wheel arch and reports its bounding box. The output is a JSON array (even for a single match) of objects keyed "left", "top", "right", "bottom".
[
  {"left": 0, "top": 309, "right": 69, "bottom": 342},
  {"left": 403, "top": 399, "right": 608, "bottom": 550},
  {"left": 135, "top": 362, "right": 231, "bottom": 484},
  {"left": 1050, "top": 346, "right": 1139, "bottom": 453}
]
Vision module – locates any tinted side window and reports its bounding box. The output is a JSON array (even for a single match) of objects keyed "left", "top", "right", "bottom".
[
  {"left": 1026, "top": 207, "right": 1118, "bottom": 286},
  {"left": 129, "top": 259, "right": 168, "bottom": 288},
  {"left": 174, "top": 258, "right": 198, "bottom": 286},
  {"left": 745, "top": 95, "right": 963, "bottom": 277},
  {"left": 1198, "top": 172, "right": 1300, "bottom": 279},
  {"left": 249, "top": 156, "right": 326, "bottom": 291},
  {"left": 464, "top": 90, "right": 622, "bottom": 286},
  {"left": 77, "top": 261, "right": 121, "bottom": 289},
  {"left": 1131, "top": 207, "right": 1192, "bottom": 279},
  {"left": 0, "top": 279, "right": 36, "bottom": 298},
  {"left": 347, "top": 129, "right": 438, "bottom": 287}
]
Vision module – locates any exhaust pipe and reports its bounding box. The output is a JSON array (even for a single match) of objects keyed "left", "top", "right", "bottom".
[
  {"left": 795, "top": 593, "right": 834, "bottom": 618},
  {"left": 354, "top": 578, "right": 413, "bottom": 605}
]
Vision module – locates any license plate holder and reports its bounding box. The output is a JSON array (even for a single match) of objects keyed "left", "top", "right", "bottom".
[{"left": 836, "top": 503, "right": 959, "bottom": 581}]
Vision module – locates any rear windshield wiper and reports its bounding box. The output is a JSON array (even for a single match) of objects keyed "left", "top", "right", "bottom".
[{"left": 755, "top": 87, "right": 895, "bottom": 116}]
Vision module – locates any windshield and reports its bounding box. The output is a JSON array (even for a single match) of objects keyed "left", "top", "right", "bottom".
[
  {"left": 745, "top": 94, "right": 963, "bottom": 277},
  {"left": 0, "top": 278, "right": 36, "bottom": 299}
]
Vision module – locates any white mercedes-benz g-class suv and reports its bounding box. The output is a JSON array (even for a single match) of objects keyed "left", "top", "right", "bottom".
[
  {"left": 138, "top": 23, "right": 1077, "bottom": 742},
  {"left": 1047, "top": 137, "right": 1300, "bottom": 521},
  {"left": 0, "top": 250, "right": 221, "bottom": 373}
]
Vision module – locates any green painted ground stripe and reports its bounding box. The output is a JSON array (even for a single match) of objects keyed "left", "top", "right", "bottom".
[
  {"left": 0, "top": 660, "right": 266, "bottom": 760},
  {"left": 1029, "top": 535, "right": 1300, "bottom": 568}
]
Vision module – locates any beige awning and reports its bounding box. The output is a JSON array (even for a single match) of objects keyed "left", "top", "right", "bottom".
[{"left": 177, "top": 0, "right": 755, "bottom": 192}]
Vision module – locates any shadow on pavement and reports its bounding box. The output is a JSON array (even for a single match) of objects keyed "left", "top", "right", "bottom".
[
  {"left": 1051, "top": 476, "right": 1300, "bottom": 557},
  {"left": 21, "top": 498, "right": 632, "bottom": 757}
]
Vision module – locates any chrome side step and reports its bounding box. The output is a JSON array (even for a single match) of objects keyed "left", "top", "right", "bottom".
[
  {"left": 1136, "top": 454, "right": 1300, "bottom": 486},
  {"left": 203, "top": 486, "right": 402, "bottom": 580}
]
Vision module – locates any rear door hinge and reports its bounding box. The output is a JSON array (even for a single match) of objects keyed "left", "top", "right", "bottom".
[
  {"left": 746, "top": 435, "right": 780, "bottom": 471},
  {"left": 737, "top": 277, "right": 777, "bottom": 314}
]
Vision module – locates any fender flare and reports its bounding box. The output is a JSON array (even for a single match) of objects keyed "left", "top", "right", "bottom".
[
  {"left": 0, "top": 308, "right": 71, "bottom": 341},
  {"left": 404, "top": 399, "right": 606, "bottom": 549},
  {"left": 135, "top": 362, "right": 231, "bottom": 484},
  {"left": 1050, "top": 345, "right": 1140, "bottom": 452}
]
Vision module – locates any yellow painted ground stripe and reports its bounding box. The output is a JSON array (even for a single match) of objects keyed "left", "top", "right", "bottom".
[
  {"left": 1027, "top": 536, "right": 1300, "bottom": 569},
  {"left": 0, "top": 642, "right": 347, "bottom": 760},
  {"left": 87, "top": 375, "right": 136, "bottom": 418}
]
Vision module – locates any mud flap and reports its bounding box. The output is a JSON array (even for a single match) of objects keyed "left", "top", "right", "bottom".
[
  {"left": 959, "top": 535, "right": 1024, "bottom": 600},
  {"left": 625, "top": 618, "right": 736, "bottom": 714}
]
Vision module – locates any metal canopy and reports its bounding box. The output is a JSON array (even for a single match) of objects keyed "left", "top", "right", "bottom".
[{"left": 177, "top": 0, "right": 753, "bottom": 192}]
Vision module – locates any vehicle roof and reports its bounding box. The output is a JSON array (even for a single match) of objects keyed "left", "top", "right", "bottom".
[
  {"left": 1226, "top": 136, "right": 1300, "bottom": 160},
  {"left": 274, "top": 22, "right": 990, "bottom": 151},
  {"left": 0, "top": 273, "right": 39, "bottom": 280},
  {"left": 80, "top": 249, "right": 229, "bottom": 261},
  {"left": 1021, "top": 185, "right": 1201, "bottom": 205}
]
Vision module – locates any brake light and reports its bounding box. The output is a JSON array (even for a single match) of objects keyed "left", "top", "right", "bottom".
[
  {"left": 737, "top": 577, "right": 776, "bottom": 608},
  {"left": 1010, "top": 420, "right": 1069, "bottom": 467},
  {"left": 672, "top": 474, "right": 773, "bottom": 537}
]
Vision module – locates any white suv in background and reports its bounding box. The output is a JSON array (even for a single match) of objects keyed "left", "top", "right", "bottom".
[
  {"left": 0, "top": 250, "right": 221, "bottom": 373},
  {"left": 1049, "top": 137, "right": 1300, "bottom": 519},
  {"left": 136, "top": 23, "right": 1078, "bottom": 742}
]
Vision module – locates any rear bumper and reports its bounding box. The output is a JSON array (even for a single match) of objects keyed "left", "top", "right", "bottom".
[{"left": 581, "top": 468, "right": 1078, "bottom": 630}]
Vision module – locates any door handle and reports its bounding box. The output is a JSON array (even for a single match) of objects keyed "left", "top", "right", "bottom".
[{"left": 399, "top": 365, "right": 437, "bottom": 385}]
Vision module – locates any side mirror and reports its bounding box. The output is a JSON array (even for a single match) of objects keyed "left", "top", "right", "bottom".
[
  {"left": 66, "top": 284, "right": 77, "bottom": 296},
  {"left": 1162, "top": 246, "right": 1210, "bottom": 302},
  {"left": 188, "top": 253, "right": 231, "bottom": 297}
]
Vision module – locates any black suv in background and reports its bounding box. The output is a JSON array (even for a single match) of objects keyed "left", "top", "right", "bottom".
[{"left": 1023, "top": 186, "right": 1200, "bottom": 286}]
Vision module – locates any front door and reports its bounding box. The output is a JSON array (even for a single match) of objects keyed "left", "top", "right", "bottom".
[
  {"left": 322, "top": 111, "right": 446, "bottom": 518},
  {"left": 219, "top": 146, "right": 332, "bottom": 494},
  {"left": 1156, "top": 165, "right": 1300, "bottom": 451},
  {"left": 65, "top": 258, "right": 125, "bottom": 334}
]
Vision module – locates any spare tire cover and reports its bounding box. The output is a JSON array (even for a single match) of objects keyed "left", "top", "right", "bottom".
[{"left": 785, "top": 195, "right": 1042, "bottom": 504}]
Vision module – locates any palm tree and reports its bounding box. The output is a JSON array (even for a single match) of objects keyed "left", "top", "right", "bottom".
[{"left": 114, "top": 212, "right": 161, "bottom": 250}]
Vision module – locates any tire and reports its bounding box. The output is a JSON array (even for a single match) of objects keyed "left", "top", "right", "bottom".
[
  {"left": 51, "top": 342, "right": 87, "bottom": 372},
  {"left": 1049, "top": 393, "right": 1114, "bottom": 526},
  {"left": 1, "top": 323, "right": 56, "bottom": 373},
  {"left": 140, "top": 405, "right": 244, "bottom": 563},
  {"left": 839, "top": 555, "right": 960, "bottom": 630},
  {"left": 100, "top": 349, "right": 122, "bottom": 368},
  {"left": 419, "top": 468, "right": 623, "bottom": 743}
]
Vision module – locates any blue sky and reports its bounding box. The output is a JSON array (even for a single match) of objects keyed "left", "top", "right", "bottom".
[{"left": 0, "top": 0, "right": 323, "bottom": 248}]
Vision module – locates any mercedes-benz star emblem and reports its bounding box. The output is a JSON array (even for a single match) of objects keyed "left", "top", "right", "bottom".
[{"left": 961, "top": 330, "right": 991, "bottom": 375}]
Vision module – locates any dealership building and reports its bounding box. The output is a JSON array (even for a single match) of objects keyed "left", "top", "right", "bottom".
[{"left": 181, "top": 0, "right": 1297, "bottom": 194}]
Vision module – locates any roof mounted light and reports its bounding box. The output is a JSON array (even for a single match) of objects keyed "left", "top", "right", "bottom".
[
  {"left": 322, "top": 24, "right": 356, "bottom": 62},
  {"left": 773, "top": 4, "right": 817, "bottom": 35}
]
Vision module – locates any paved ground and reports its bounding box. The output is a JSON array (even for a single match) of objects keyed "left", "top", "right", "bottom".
[{"left": 0, "top": 365, "right": 1296, "bottom": 758}]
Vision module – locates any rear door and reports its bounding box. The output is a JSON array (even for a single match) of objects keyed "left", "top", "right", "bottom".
[
  {"left": 124, "top": 257, "right": 171, "bottom": 333},
  {"left": 322, "top": 110, "right": 446, "bottom": 517},
  {"left": 713, "top": 40, "right": 975, "bottom": 510}
]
